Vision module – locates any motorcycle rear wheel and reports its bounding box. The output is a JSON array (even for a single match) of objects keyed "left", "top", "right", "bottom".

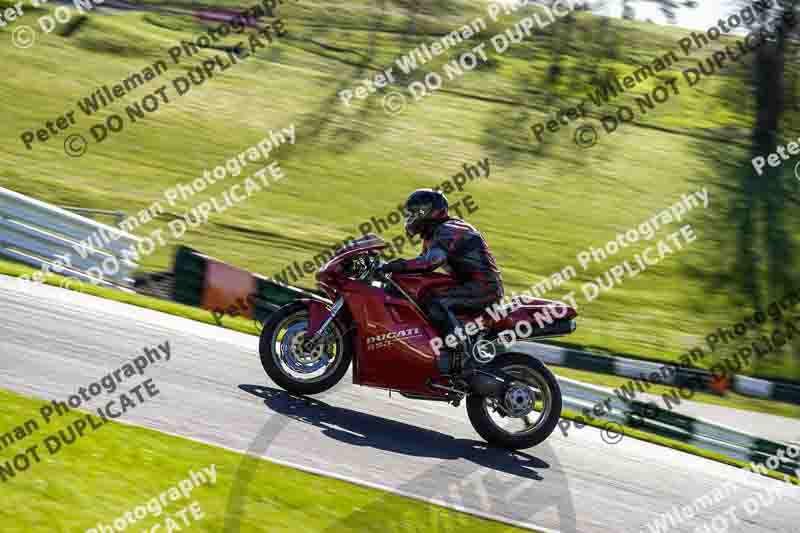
[
  {"left": 259, "top": 302, "right": 353, "bottom": 395},
  {"left": 466, "top": 353, "right": 562, "bottom": 450}
]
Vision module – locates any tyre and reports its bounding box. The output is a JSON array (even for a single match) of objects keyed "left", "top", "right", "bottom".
[
  {"left": 259, "top": 301, "right": 353, "bottom": 395},
  {"left": 466, "top": 353, "right": 562, "bottom": 450}
]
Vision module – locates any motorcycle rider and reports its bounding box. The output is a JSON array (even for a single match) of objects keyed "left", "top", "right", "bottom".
[{"left": 379, "top": 189, "right": 504, "bottom": 375}]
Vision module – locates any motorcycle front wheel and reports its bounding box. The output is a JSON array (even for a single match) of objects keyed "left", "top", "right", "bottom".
[
  {"left": 259, "top": 302, "right": 353, "bottom": 395},
  {"left": 466, "top": 353, "right": 562, "bottom": 450}
]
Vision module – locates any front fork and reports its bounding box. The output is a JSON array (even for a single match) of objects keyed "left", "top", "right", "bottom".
[{"left": 303, "top": 297, "right": 345, "bottom": 351}]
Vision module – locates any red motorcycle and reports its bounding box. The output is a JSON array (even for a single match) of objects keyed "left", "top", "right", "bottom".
[{"left": 259, "top": 235, "right": 578, "bottom": 449}]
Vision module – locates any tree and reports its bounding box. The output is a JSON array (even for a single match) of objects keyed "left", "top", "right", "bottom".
[
  {"left": 620, "top": 0, "right": 698, "bottom": 23},
  {"left": 735, "top": 0, "right": 798, "bottom": 307}
]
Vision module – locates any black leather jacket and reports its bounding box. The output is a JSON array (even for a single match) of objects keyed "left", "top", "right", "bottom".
[{"left": 389, "top": 218, "right": 503, "bottom": 286}]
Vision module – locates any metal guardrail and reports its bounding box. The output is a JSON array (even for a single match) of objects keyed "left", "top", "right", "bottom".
[
  {"left": 58, "top": 206, "right": 128, "bottom": 227},
  {"left": 555, "top": 374, "right": 799, "bottom": 475},
  {"left": 0, "top": 187, "right": 141, "bottom": 286},
  {"left": 519, "top": 338, "right": 800, "bottom": 405},
  {"left": 509, "top": 342, "right": 799, "bottom": 473}
]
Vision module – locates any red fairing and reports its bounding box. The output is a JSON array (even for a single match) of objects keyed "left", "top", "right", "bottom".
[
  {"left": 305, "top": 235, "right": 577, "bottom": 397},
  {"left": 315, "top": 237, "right": 389, "bottom": 297},
  {"left": 305, "top": 299, "right": 332, "bottom": 338},
  {"left": 483, "top": 298, "right": 578, "bottom": 332},
  {"left": 522, "top": 297, "right": 577, "bottom": 319},
  {"left": 389, "top": 272, "right": 458, "bottom": 301},
  {"left": 320, "top": 238, "right": 388, "bottom": 276}
]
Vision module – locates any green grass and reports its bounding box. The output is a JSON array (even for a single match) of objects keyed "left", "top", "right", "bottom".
[
  {"left": 2, "top": 1, "right": 799, "bottom": 381},
  {"left": 0, "top": 258, "right": 261, "bottom": 335},
  {"left": 0, "top": 388, "right": 538, "bottom": 533}
]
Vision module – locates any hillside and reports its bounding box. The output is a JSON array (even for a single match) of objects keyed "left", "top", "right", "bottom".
[{"left": 2, "top": 0, "right": 799, "bottom": 379}]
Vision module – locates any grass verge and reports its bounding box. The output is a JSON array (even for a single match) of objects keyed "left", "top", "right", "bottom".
[
  {"left": 0, "top": 258, "right": 261, "bottom": 336},
  {"left": 0, "top": 388, "right": 537, "bottom": 533}
]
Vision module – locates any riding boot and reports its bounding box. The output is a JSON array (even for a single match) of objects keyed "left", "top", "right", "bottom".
[
  {"left": 446, "top": 310, "right": 472, "bottom": 373},
  {"left": 437, "top": 349, "right": 456, "bottom": 375}
]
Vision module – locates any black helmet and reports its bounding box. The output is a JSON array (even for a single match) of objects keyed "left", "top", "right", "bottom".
[{"left": 403, "top": 189, "right": 449, "bottom": 237}]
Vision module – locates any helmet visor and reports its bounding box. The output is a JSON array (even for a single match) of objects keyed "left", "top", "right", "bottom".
[{"left": 404, "top": 204, "right": 430, "bottom": 237}]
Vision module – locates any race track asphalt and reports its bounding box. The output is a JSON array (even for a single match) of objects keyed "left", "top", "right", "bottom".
[{"left": 1, "top": 275, "right": 798, "bottom": 533}]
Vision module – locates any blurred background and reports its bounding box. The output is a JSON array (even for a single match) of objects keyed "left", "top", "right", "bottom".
[{"left": 2, "top": 0, "right": 799, "bottom": 388}]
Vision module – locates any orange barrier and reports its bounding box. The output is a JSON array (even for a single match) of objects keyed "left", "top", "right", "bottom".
[{"left": 202, "top": 260, "right": 257, "bottom": 319}]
